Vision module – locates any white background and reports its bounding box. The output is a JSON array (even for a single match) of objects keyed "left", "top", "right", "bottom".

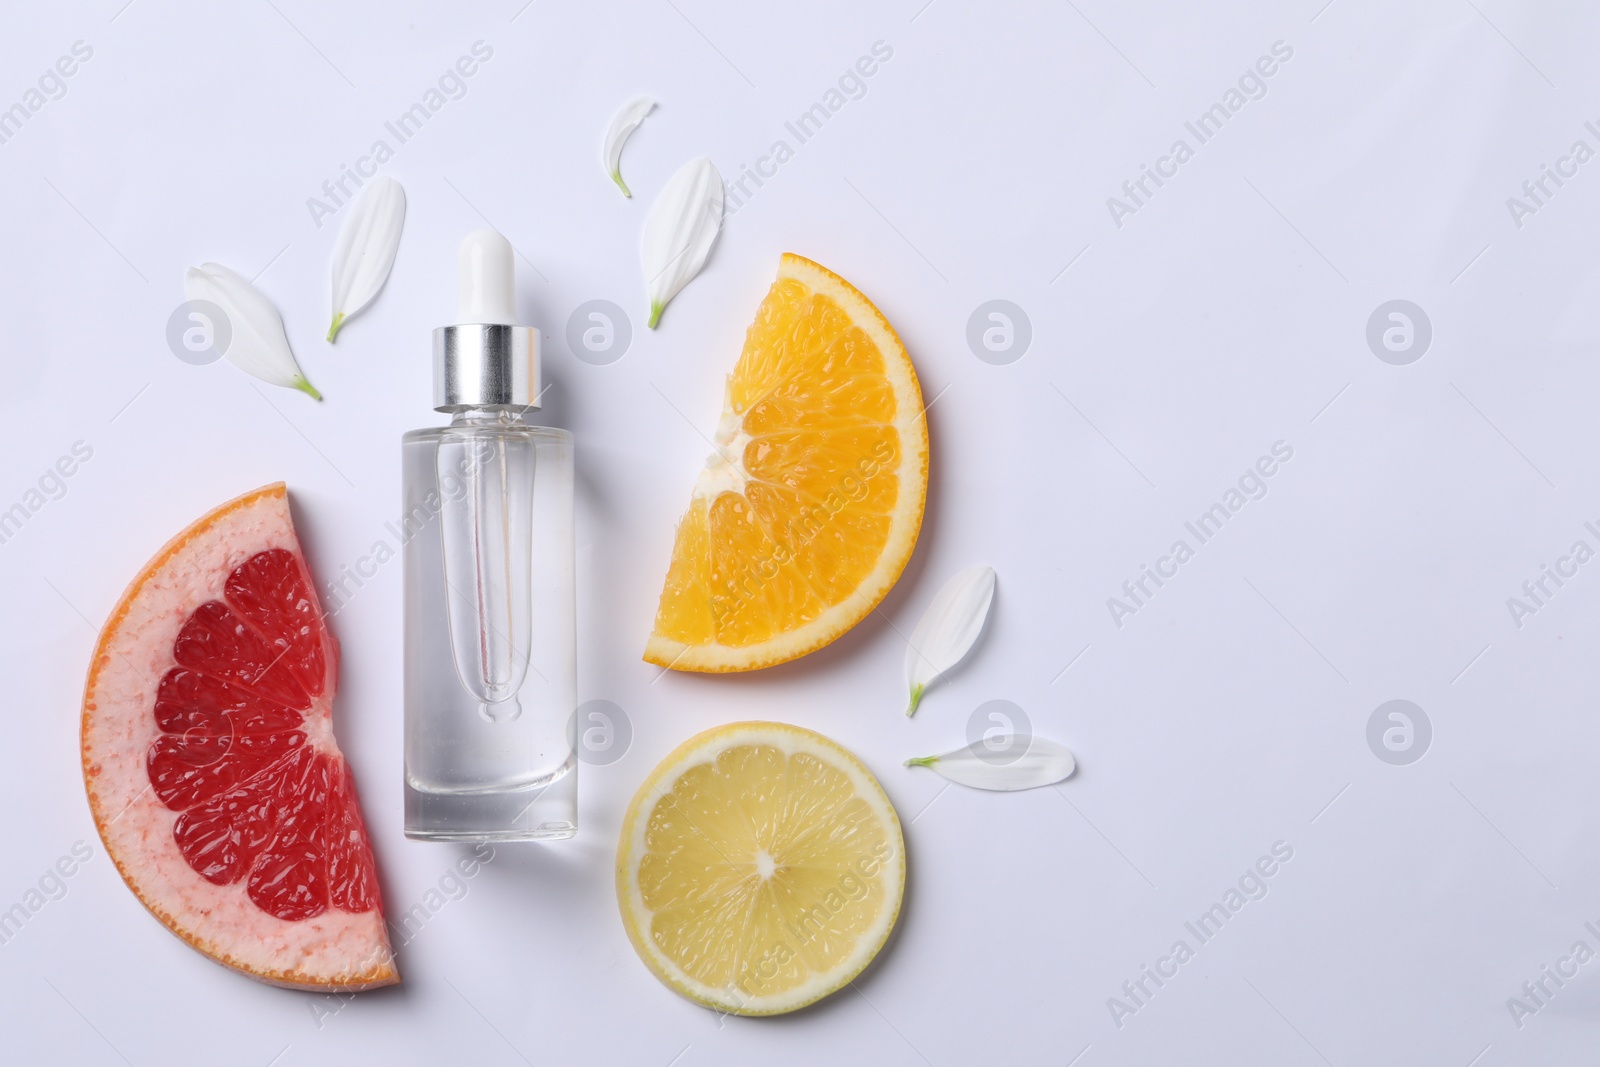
[{"left": 2, "top": 0, "right": 1599, "bottom": 1063}]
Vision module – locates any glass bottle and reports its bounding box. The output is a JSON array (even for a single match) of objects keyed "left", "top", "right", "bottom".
[{"left": 403, "top": 230, "right": 577, "bottom": 841}]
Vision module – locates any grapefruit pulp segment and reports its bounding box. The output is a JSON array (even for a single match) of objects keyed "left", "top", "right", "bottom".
[{"left": 82, "top": 483, "right": 396, "bottom": 991}]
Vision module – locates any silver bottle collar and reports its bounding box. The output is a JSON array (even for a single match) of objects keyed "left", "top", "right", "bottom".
[{"left": 432, "top": 323, "right": 540, "bottom": 412}]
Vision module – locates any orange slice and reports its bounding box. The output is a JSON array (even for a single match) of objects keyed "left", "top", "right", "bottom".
[{"left": 645, "top": 254, "right": 928, "bottom": 672}]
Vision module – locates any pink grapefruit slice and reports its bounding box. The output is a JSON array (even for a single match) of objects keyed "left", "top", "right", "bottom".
[{"left": 81, "top": 483, "right": 397, "bottom": 991}]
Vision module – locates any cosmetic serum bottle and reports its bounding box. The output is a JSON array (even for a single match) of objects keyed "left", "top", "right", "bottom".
[{"left": 403, "top": 229, "right": 577, "bottom": 841}]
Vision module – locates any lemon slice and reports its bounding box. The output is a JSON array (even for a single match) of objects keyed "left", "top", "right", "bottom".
[{"left": 615, "top": 722, "right": 905, "bottom": 1015}]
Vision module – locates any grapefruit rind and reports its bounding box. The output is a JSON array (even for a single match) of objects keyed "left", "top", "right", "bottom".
[
  {"left": 615, "top": 721, "right": 905, "bottom": 1015},
  {"left": 81, "top": 483, "right": 397, "bottom": 992},
  {"left": 643, "top": 253, "right": 929, "bottom": 673}
]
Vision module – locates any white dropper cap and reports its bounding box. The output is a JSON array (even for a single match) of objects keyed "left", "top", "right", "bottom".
[
  {"left": 456, "top": 229, "right": 518, "bottom": 325},
  {"left": 433, "top": 229, "right": 540, "bottom": 411}
]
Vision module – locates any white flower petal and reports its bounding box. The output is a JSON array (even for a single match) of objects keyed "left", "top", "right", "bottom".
[
  {"left": 184, "top": 263, "right": 321, "bottom": 400},
  {"left": 904, "top": 565, "right": 996, "bottom": 715},
  {"left": 603, "top": 95, "right": 656, "bottom": 198},
  {"left": 640, "top": 156, "right": 723, "bottom": 329},
  {"left": 905, "top": 737, "right": 1076, "bottom": 791},
  {"left": 327, "top": 176, "right": 406, "bottom": 341}
]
